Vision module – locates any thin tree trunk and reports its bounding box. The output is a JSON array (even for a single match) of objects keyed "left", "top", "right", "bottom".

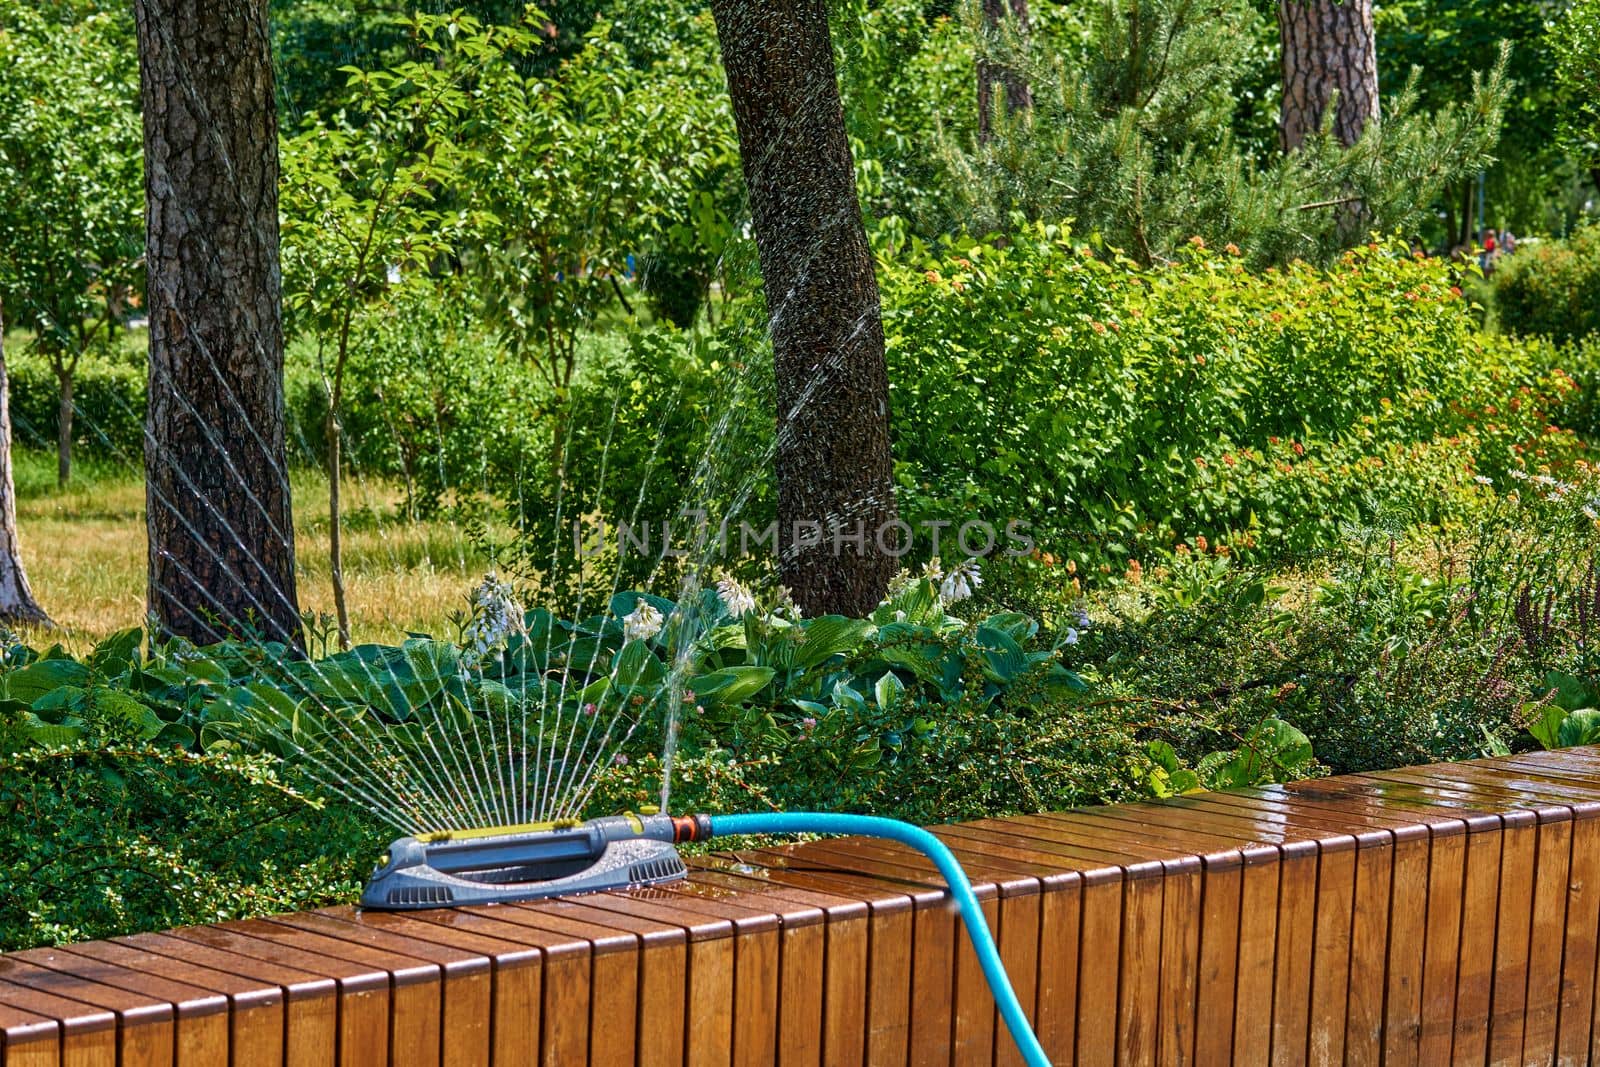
[
  {"left": 709, "top": 0, "right": 900, "bottom": 618},
  {"left": 135, "top": 0, "right": 302, "bottom": 648},
  {"left": 1277, "top": 0, "right": 1379, "bottom": 152},
  {"left": 326, "top": 413, "right": 349, "bottom": 649},
  {"left": 0, "top": 299, "right": 50, "bottom": 627},
  {"left": 977, "top": 0, "right": 1033, "bottom": 143},
  {"left": 54, "top": 367, "right": 71, "bottom": 488}
]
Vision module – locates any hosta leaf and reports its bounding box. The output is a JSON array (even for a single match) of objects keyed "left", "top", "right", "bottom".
[
  {"left": 5, "top": 659, "right": 91, "bottom": 702},
  {"left": 792, "top": 617, "right": 871, "bottom": 670}
]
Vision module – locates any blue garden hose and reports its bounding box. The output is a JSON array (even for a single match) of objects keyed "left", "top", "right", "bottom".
[{"left": 708, "top": 812, "right": 1053, "bottom": 1067}]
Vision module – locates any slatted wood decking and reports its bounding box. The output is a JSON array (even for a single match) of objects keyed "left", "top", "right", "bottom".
[{"left": 8, "top": 748, "right": 1600, "bottom": 1065}]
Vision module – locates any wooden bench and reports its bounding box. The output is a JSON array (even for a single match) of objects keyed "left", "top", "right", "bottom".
[{"left": 6, "top": 747, "right": 1600, "bottom": 1065}]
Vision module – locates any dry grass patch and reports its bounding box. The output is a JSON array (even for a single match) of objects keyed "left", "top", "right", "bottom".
[{"left": 12, "top": 454, "right": 495, "bottom": 650}]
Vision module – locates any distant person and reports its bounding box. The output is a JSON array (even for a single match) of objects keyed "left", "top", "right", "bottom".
[
  {"left": 1479, "top": 228, "right": 1498, "bottom": 274},
  {"left": 1499, "top": 228, "right": 1517, "bottom": 256}
]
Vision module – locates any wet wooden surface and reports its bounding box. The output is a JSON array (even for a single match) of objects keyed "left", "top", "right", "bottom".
[{"left": 7, "top": 749, "right": 1600, "bottom": 1065}]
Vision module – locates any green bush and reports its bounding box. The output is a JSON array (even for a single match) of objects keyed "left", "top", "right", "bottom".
[
  {"left": 0, "top": 653, "right": 378, "bottom": 950},
  {"left": 1493, "top": 225, "right": 1600, "bottom": 345},
  {"left": 286, "top": 296, "right": 549, "bottom": 508},
  {"left": 881, "top": 227, "right": 1578, "bottom": 574},
  {"left": 8, "top": 344, "right": 145, "bottom": 459}
]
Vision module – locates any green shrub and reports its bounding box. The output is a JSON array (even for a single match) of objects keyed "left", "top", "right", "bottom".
[
  {"left": 1082, "top": 469, "right": 1600, "bottom": 776},
  {"left": 0, "top": 665, "right": 377, "bottom": 951},
  {"left": 7, "top": 344, "right": 145, "bottom": 459},
  {"left": 1493, "top": 225, "right": 1600, "bottom": 345},
  {"left": 1550, "top": 337, "right": 1600, "bottom": 442},
  {"left": 881, "top": 227, "right": 1577, "bottom": 574}
]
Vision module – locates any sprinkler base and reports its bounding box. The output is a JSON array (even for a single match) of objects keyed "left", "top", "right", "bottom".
[{"left": 361, "top": 813, "right": 702, "bottom": 909}]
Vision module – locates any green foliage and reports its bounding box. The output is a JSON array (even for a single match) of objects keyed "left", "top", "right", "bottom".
[
  {"left": 1525, "top": 670, "right": 1600, "bottom": 749},
  {"left": 6, "top": 344, "right": 145, "bottom": 459},
  {"left": 0, "top": 0, "right": 143, "bottom": 479},
  {"left": 882, "top": 226, "right": 1577, "bottom": 573},
  {"left": 453, "top": 11, "right": 739, "bottom": 387},
  {"left": 1553, "top": 0, "right": 1600, "bottom": 174},
  {"left": 929, "top": 0, "right": 1509, "bottom": 265},
  {"left": 0, "top": 3, "right": 142, "bottom": 346},
  {"left": 285, "top": 291, "right": 547, "bottom": 511},
  {"left": 1493, "top": 226, "right": 1600, "bottom": 346},
  {"left": 1378, "top": 0, "right": 1574, "bottom": 239},
  {"left": 0, "top": 634, "right": 378, "bottom": 950}
]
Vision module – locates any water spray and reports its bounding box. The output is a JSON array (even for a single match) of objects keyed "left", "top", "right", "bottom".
[{"left": 362, "top": 810, "right": 1054, "bottom": 1066}]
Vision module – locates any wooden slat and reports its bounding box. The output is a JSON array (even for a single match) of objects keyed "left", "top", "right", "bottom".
[
  {"left": 56, "top": 938, "right": 286, "bottom": 1064},
  {"left": 22, "top": 749, "right": 1600, "bottom": 1066},
  {"left": 1560, "top": 816, "right": 1600, "bottom": 1065},
  {"left": 0, "top": 958, "right": 177, "bottom": 1067},
  {"left": 1269, "top": 840, "right": 1317, "bottom": 1067},
  {"left": 0, "top": 980, "right": 116, "bottom": 1067},
  {"left": 6, "top": 948, "right": 229, "bottom": 1067},
  {"left": 0, "top": 1002, "right": 57, "bottom": 1067},
  {"left": 116, "top": 930, "right": 340, "bottom": 1067}
]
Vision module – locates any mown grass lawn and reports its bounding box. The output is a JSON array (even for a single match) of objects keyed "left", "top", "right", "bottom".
[{"left": 12, "top": 451, "right": 494, "bottom": 649}]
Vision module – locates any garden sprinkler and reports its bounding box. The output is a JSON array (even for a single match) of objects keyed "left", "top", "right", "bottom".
[
  {"left": 359, "top": 812, "right": 708, "bottom": 908},
  {"left": 361, "top": 810, "right": 1054, "bottom": 1065}
]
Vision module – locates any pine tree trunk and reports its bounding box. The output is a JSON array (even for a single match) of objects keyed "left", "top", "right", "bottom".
[
  {"left": 0, "top": 299, "right": 50, "bottom": 627},
  {"left": 1277, "top": 0, "right": 1379, "bottom": 152},
  {"left": 134, "top": 0, "right": 302, "bottom": 648},
  {"left": 54, "top": 367, "right": 71, "bottom": 488},
  {"left": 709, "top": 0, "right": 900, "bottom": 618},
  {"left": 977, "top": 0, "right": 1033, "bottom": 144}
]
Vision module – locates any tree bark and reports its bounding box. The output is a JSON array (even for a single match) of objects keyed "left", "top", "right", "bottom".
[
  {"left": 1277, "top": 0, "right": 1379, "bottom": 152},
  {"left": 709, "top": 0, "right": 900, "bottom": 618},
  {"left": 0, "top": 299, "right": 50, "bottom": 628},
  {"left": 977, "top": 0, "right": 1033, "bottom": 144},
  {"left": 134, "top": 0, "right": 302, "bottom": 648}
]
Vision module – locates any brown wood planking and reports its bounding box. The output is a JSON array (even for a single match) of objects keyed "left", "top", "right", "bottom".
[
  {"left": 0, "top": 1003, "right": 57, "bottom": 1067},
  {"left": 114, "top": 929, "right": 340, "bottom": 1067},
  {"left": 19, "top": 750, "right": 1600, "bottom": 1065},
  {"left": 54, "top": 937, "right": 287, "bottom": 1064},
  {"left": 0, "top": 958, "right": 178, "bottom": 1067},
  {"left": 0, "top": 980, "right": 117, "bottom": 1067},
  {"left": 1269, "top": 840, "right": 1317, "bottom": 1067},
  {"left": 1561, "top": 817, "right": 1600, "bottom": 1065},
  {"left": 5, "top": 947, "right": 229, "bottom": 1067}
]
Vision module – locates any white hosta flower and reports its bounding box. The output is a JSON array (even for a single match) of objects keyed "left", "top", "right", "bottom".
[
  {"left": 921, "top": 559, "right": 944, "bottom": 583},
  {"left": 885, "top": 568, "right": 916, "bottom": 599},
  {"left": 939, "top": 558, "right": 983, "bottom": 604},
  {"left": 622, "top": 598, "right": 665, "bottom": 642},
  {"left": 462, "top": 573, "right": 524, "bottom": 662},
  {"left": 715, "top": 574, "right": 757, "bottom": 619},
  {"left": 774, "top": 585, "right": 802, "bottom": 620}
]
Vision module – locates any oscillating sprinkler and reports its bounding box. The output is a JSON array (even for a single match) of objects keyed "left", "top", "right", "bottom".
[
  {"left": 360, "top": 812, "right": 708, "bottom": 907},
  {"left": 362, "top": 811, "right": 1054, "bottom": 1066}
]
